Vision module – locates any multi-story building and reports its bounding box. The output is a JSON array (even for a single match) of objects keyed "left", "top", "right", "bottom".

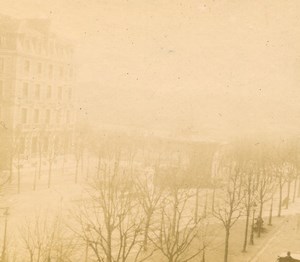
[{"left": 0, "top": 15, "right": 76, "bottom": 169}]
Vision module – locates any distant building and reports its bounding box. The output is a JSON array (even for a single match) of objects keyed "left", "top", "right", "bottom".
[
  {"left": 0, "top": 15, "right": 76, "bottom": 169},
  {"left": 153, "top": 140, "right": 219, "bottom": 188}
]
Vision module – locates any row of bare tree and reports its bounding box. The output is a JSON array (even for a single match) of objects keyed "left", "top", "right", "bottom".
[
  {"left": 211, "top": 138, "right": 300, "bottom": 262},
  {"left": 3, "top": 134, "right": 300, "bottom": 262}
]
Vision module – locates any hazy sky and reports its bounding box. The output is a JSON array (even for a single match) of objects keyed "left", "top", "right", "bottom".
[{"left": 1, "top": 0, "right": 300, "bottom": 140}]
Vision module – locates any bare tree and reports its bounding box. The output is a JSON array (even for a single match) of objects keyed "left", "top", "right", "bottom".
[
  {"left": 73, "top": 136, "right": 84, "bottom": 184},
  {"left": 5, "top": 127, "right": 20, "bottom": 184},
  {"left": 149, "top": 186, "right": 205, "bottom": 262},
  {"left": 255, "top": 152, "right": 276, "bottom": 237},
  {"left": 72, "top": 162, "right": 152, "bottom": 262},
  {"left": 46, "top": 134, "right": 60, "bottom": 188},
  {"left": 8, "top": 127, "right": 25, "bottom": 193},
  {"left": 272, "top": 145, "right": 289, "bottom": 217},
  {"left": 126, "top": 138, "right": 138, "bottom": 176},
  {"left": 213, "top": 148, "right": 244, "bottom": 262},
  {"left": 134, "top": 172, "right": 163, "bottom": 251},
  {"left": 241, "top": 162, "right": 258, "bottom": 251},
  {"left": 37, "top": 129, "right": 45, "bottom": 180},
  {"left": 284, "top": 166, "right": 296, "bottom": 210},
  {"left": 20, "top": 213, "right": 76, "bottom": 262},
  {"left": 0, "top": 172, "right": 12, "bottom": 261},
  {"left": 197, "top": 218, "right": 215, "bottom": 262}
]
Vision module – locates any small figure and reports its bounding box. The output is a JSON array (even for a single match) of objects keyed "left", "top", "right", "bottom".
[
  {"left": 283, "top": 251, "right": 300, "bottom": 261},
  {"left": 256, "top": 216, "right": 264, "bottom": 227},
  {"left": 277, "top": 251, "right": 300, "bottom": 262},
  {"left": 253, "top": 216, "right": 265, "bottom": 233}
]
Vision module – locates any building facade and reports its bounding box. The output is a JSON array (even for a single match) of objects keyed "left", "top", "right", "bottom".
[{"left": 0, "top": 16, "right": 76, "bottom": 169}]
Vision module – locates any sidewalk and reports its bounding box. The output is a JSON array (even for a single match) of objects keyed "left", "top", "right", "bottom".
[{"left": 203, "top": 196, "right": 300, "bottom": 262}]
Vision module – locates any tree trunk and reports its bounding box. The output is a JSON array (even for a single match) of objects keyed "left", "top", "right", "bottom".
[
  {"left": 298, "top": 175, "right": 300, "bottom": 197},
  {"left": 194, "top": 187, "right": 199, "bottom": 223},
  {"left": 37, "top": 247, "right": 41, "bottom": 262},
  {"left": 81, "top": 151, "right": 84, "bottom": 176},
  {"left": 203, "top": 190, "right": 208, "bottom": 218},
  {"left": 75, "top": 159, "right": 79, "bottom": 184},
  {"left": 259, "top": 201, "right": 263, "bottom": 218},
  {"left": 286, "top": 179, "right": 291, "bottom": 209},
  {"left": 38, "top": 150, "right": 42, "bottom": 179},
  {"left": 107, "top": 229, "right": 112, "bottom": 262},
  {"left": 293, "top": 176, "right": 297, "bottom": 203},
  {"left": 212, "top": 186, "right": 216, "bottom": 213},
  {"left": 61, "top": 152, "right": 66, "bottom": 176},
  {"left": 86, "top": 153, "right": 90, "bottom": 181},
  {"left": 17, "top": 160, "right": 21, "bottom": 194},
  {"left": 257, "top": 202, "right": 264, "bottom": 237},
  {"left": 202, "top": 248, "right": 206, "bottom": 262},
  {"left": 48, "top": 161, "right": 52, "bottom": 188},
  {"left": 242, "top": 205, "right": 250, "bottom": 252},
  {"left": 268, "top": 196, "right": 273, "bottom": 226},
  {"left": 97, "top": 151, "right": 101, "bottom": 179},
  {"left": 85, "top": 241, "right": 89, "bottom": 262},
  {"left": 172, "top": 191, "right": 178, "bottom": 237},
  {"left": 143, "top": 213, "right": 151, "bottom": 251},
  {"left": 278, "top": 182, "right": 282, "bottom": 217},
  {"left": 33, "top": 163, "right": 37, "bottom": 191},
  {"left": 224, "top": 228, "right": 230, "bottom": 262},
  {"left": 9, "top": 154, "right": 13, "bottom": 183}
]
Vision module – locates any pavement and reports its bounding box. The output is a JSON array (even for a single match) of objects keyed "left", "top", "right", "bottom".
[{"left": 250, "top": 213, "right": 300, "bottom": 262}]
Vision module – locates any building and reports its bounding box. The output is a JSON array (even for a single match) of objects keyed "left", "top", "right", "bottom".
[{"left": 0, "top": 15, "right": 76, "bottom": 169}]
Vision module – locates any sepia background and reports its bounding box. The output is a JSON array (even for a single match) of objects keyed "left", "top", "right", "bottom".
[
  {"left": 0, "top": 0, "right": 300, "bottom": 261},
  {"left": 2, "top": 0, "right": 300, "bottom": 139}
]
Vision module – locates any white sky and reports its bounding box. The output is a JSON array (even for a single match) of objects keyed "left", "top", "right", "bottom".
[{"left": 1, "top": 0, "right": 300, "bottom": 140}]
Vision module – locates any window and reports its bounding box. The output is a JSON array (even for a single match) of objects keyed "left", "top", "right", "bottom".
[
  {"left": 35, "top": 84, "right": 40, "bottom": 99},
  {"left": 56, "top": 110, "right": 61, "bottom": 124},
  {"left": 47, "top": 85, "right": 51, "bottom": 98},
  {"left": 21, "top": 108, "right": 27, "bottom": 124},
  {"left": 0, "top": 81, "right": 3, "bottom": 99},
  {"left": 24, "top": 39, "right": 30, "bottom": 51},
  {"left": 48, "top": 65, "right": 53, "bottom": 79},
  {"left": 31, "top": 137, "right": 38, "bottom": 154},
  {"left": 24, "top": 60, "right": 30, "bottom": 74},
  {"left": 49, "top": 42, "right": 54, "bottom": 55},
  {"left": 45, "top": 109, "right": 50, "bottom": 124},
  {"left": 19, "top": 137, "right": 25, "bottom": 154},
  {"left": 54, "top": 137, "right": 60, "bottom": 150},
  {"left": 34, "top": 109, "right": 39, "bottom": 124},
  {"left": 0, "top": 57, "right": 4, "bottom": 73},
  {"left": 64, "top": 137, "right": 70, "bottom": 153},
  {"left": 59, "top": 66, "right": 64, "bottom": 79},
  {"left": 66, "top": 111, "right": 70, "bottom": 124},
  {"left": 0, "top": 36, "right": 6, "bottom": 47},
  {"left": 43, "top": 137, "right": 48, "bottom": 152},
  {"left": 68, "top": 88, "right": 72, "bottom": 100},
  {"left": 37, "top": 42, "right": 41, "bottom": 54},
  {"left": 58, "top": 86, "right": 62, "bottom": 100},
  {"left": 37, "top": 63, "right": 42, "bottom": 75},
  {"left": 23, "top": 83, "right": 29, "bottom": 98}
]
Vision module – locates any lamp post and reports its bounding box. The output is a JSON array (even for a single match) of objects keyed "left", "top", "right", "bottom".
[{"left": 250, "top": 202, "right": 257, "bottom": 245}]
